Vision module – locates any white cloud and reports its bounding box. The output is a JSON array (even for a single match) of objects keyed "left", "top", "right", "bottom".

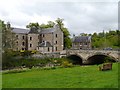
[
  {"left": 0, "top": 0, "right": 118, "bottom": 35},
  {"left": 29, "top": 14, "right": 54, "bottom": 24}
]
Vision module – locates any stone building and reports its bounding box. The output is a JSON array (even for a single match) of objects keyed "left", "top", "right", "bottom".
[
  {"left": 12, "top": 24, "right": 64, "bottom": 53},
  {"left": 27, "top": 27, "right": 39, "bottom": 51},
  {"left": 12, "top": 28, "right": 29, "bottom": 51},
  {"left": 37, "top": 41, "right": 53, "bottom": 53},
  {"left": 72, "top": 36, "right": 92, "bottom": 49},
  {"left": 38, "top": 25, "right": 64, "bottom": 52}
]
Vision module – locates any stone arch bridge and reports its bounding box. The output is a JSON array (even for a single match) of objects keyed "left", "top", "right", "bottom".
[{"left": 60, "top": 49, "right": 119, "bottom": 64}]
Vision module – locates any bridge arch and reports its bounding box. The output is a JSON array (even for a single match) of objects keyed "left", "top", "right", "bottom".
[
  {"left": 67, "top": 54, "right": 83, "bottom": 65},
  {"left": 86, "top": 53, "right": 116, "bottom": 65}
]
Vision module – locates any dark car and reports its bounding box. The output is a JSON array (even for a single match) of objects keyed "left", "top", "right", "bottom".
[{"left": 103, "top": 47, "right": 112, "bottom": 50}]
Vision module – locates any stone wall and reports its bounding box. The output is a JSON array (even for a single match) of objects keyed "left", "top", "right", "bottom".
[
  {"left": 28, "top": 34, "right": 39, "bottom": 50},
  {"left": 54, "top": 28, "right": 64, "bottom": 52},
  {"left": 15, "top": 33, "right": 27, "bottom": 50}
]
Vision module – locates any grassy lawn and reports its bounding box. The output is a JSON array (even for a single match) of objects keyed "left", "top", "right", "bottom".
[
  {"left": 2, "top": 63, "right": 118, "bottom": 88},
  {"left": 0, "top": 72, "right": 2, "bottom": 89}
]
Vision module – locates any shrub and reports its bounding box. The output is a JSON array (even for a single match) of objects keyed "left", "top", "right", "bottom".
[{"left": 61, "top": 60, "right": 73, "bottom": 68}]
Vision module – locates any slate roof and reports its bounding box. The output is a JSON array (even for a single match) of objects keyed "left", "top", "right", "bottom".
[
  {"left": 29, "top": 26, "right": 39, "bottom": 34},
  {"left": 12, "top": 24, "right": 60, "bottom": 34},
  {"left": 38, "top": 41, "right": 52, "bottom": 47},
  {"left": 73, "top": 36, "right": 91, "bottom": 43},
  {"left": 12, "top": 28, "right": 30, "bottom": 34},
  {"left": 40, "top": 28, "right": 55, "bottom": 34}
]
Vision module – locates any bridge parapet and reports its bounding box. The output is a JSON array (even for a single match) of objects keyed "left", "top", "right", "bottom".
[{"left": 65, "top": 49, "right": 119, "bottom": 62}]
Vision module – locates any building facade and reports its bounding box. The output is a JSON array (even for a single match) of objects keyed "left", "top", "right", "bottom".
[
  {"left": 12, "top": 24, "right": 64, "bottom": 53},
  {"left": 12, "top": 28, "right": 29, "bottom": 51},
  {"left": 72, "top": 36, "right": 92, "bottom": 49}
]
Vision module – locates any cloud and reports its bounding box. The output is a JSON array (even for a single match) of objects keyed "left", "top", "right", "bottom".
[{"left": 0, "top": 0, "right": 118, "bottom": 35}]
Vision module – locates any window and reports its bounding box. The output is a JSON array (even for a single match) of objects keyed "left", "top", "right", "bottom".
[
  {"left": 56, "top": 47, "right": 57, "bottom": 51},
  {"left": 85, "top": 42, "right": 87, "bottom": 45},
  {"left": 16, "top": 48, "right": 18, "bottom": 50},
  {"left": 16, "top": 35, "right": 18, "bottom": 39},
  {"left": 22, "top": 42, "right": 25, "bottom": 46},
  {"left": 48, "top": 47, "right": 50, "bottom": 52},
  {"left": 16, "top": 41, "right": 18, "bottom": 45},
  {"left": 56, "top": 41, "right": 57, "bottom": 44},
  {"left": 22, "top": 36, "right": 25, "bottom": 39},
  {"left": 30, "top": 37, "right": 32, "bottom": 40},
  {"left": 56, "top": 34, "right": 57, "bottom": 38},
  {"left": 43, "top": 34, "right": 44, "bottom": 37},
  {"left": 30, "top": 44, "right": 32, "bottom": 47}
]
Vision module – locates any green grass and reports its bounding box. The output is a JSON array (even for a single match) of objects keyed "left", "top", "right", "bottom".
[
  {"left": 2, "top": 63, "right": 118, "bottom": 88},
  {"left": 0, "top": 72, "right": 2, "bottom": 89}
]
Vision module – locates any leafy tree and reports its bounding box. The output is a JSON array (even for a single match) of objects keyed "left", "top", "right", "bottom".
[
  {"left": 47, "top": 21, "right": 55, "bottom": 28},
  {"left": 26, "top": 22, "right": 39, "bottom": 29},
  {"left": 55, "top": 18, "right": 72, "bottom": 49},
  {"left": 1, "top": 20, "right": 16, "bottom": 50},
  {"left": 92, "top": 30, "right": 119, "bottom": 49}
]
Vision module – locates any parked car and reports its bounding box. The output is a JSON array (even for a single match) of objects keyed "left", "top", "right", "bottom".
[{"left": 103, "top": 47, "right": 112, "bottom": 50}]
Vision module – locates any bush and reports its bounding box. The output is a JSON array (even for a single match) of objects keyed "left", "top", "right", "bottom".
[{"left": 61, "top": 60, "right": 73, "bottom": 68}]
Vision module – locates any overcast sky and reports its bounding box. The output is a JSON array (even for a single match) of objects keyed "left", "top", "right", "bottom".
[{"left": 0, "top": 0, "right": 119, "bottom": 35}]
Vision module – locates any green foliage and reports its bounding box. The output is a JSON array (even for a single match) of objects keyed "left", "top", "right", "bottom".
[
  {"left": 20, "top": 50, "right": 33, "bottom": 57},
  {"left": 92, "top": 30, "right": 120, "bottom": 49},
  {"left": 64, "top": 37, "right": 72, "bottom": 49},
  {"left": 2, "top": 50, "right": 75, "bottom": 70},
  {"left": 26, "top": 22, "right": 39, "bottom": 29},
  {"left": 1, "top": 20, "right": 16, "bottom": 50},
  {"left": 61, "top": 60, "right": 73, "bottom": 68},
  {"left": 104, "top": 57, "right": 114, "bottom": 63}
]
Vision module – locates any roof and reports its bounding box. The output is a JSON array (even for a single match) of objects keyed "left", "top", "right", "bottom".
[
  {"left": 29, "top": 26, "right": 39, "bottom": 34},
  {"left": 12, "top": 24, "right": 61, "bottom": 34},
  {"left": 38, "top": 41, "right": 52, "bottom": 47},
  {"left": 73, "top": 36, "right": 91, "bottom": 43},
  {"left": 40, "top": 28, "right": 55, "bottom": 34},
  {"left": 12, "top": 28, "right": 30, "bottom": 34}
]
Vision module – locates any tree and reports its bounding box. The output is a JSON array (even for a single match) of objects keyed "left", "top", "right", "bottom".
[
  {"left": 1, "top": 21, "right": 16, "bottom": 50},
  {"left": 55, "top": 18, "right": 72, "bottom": 49},
  {"left": 26, "top": 22, "right": 39, "bottom": 29},
  {"left": 91, "top": 30, "right": 119, "bottom": 49},
  {"left": 47, "top": 21, "right": 55, "bottom": 28},
  {"left": 55, "top": 18, "right": 64, "bottom": 30}
]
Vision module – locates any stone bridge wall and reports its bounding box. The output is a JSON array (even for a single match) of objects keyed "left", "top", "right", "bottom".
[{"left": 61, "top": 49, "right": 119, "bottom": 63}]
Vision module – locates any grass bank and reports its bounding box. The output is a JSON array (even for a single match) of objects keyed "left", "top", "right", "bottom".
[{"left": 2, "top": 63, "right": 118, "bottom": 88}]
